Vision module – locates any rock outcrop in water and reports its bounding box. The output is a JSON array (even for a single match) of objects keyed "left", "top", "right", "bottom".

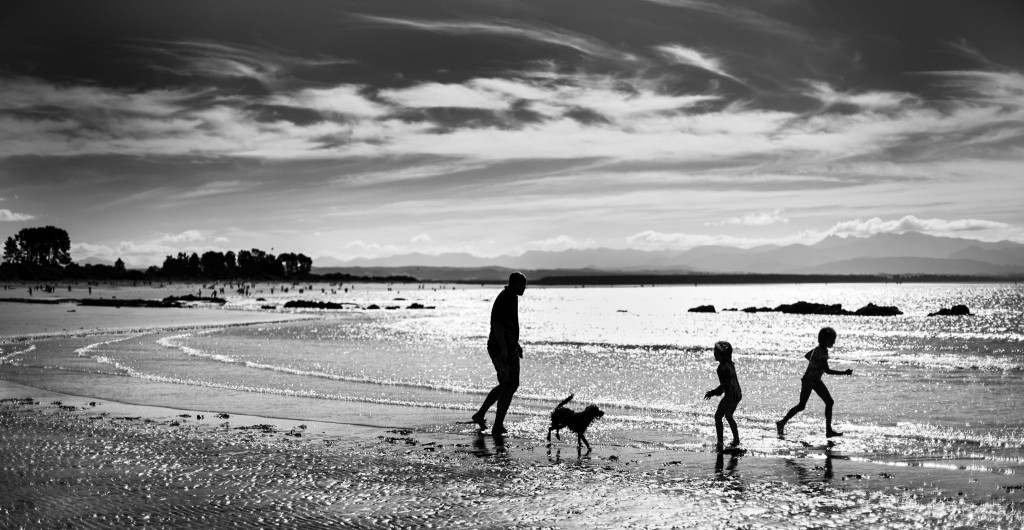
[
  {"left": 770, "top": 301, "right": 903, "bottom": 316},
  {"left": 80, "top": 298, "right": 182, "bottom": 308},
  {"left": 774, "top": 301, "right": 847, "bottom": 315},
  {"left": 163, "top": 294, "right": 226, "bottom": 305},
  {"left": 687, "top": 305, "right": 716, "bottom": 313},
  {"left": 853, "top": 303, "right": 903, "bottom": 316},
  {"left": 928, "top": 304, "right": 972, "bottom": 316},
  {"left": 283, "top": 300, "right": 357, "bottom": 310}
]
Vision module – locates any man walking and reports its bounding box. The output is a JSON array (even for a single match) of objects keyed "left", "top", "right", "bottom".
[{"left": 472, "top": 272, "right": 527, "bottom": 435}]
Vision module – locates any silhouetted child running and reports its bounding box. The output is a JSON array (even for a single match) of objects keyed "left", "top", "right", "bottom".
[
  {"left": 776, "top": 326, "right": 853, "bottom": 438},
  {"left": 703, "top": 341, "right": 741, "bottom": 451}
]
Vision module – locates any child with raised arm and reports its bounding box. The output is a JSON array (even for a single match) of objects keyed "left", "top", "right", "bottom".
[
  {"left": 703, "top": 341, "right": 742, "bottom": 451},
  {"left": 776, "top": 326, "right": 853, "bottom": 438}
]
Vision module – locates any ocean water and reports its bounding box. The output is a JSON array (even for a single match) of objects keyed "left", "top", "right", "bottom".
[{"left": 3, "top": 282, "right": 1023, "bottom": 496}]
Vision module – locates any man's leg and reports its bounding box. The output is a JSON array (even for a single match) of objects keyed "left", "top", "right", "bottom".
[
  {"left": 473, "top": 347, "right": 505, "bottom": 429},
  {"left": 492, "top": 352, "right": 520, "bottom": 433}
]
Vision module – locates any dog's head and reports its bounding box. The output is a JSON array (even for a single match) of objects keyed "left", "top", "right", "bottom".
[{"left": 583, "top": 404, "right": 605, "bottom": 420}]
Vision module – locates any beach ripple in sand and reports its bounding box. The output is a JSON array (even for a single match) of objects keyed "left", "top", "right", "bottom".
[{"left": 2, "top": 399, "right": 1022, "bottom": 529}]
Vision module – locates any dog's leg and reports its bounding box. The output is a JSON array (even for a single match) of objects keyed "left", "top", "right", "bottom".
[
  {"left": 546, "top": 427, "right": 553, "bottom": 443},
  {"left": 580, "top": 433, "right": 591, "bottom": 454}
]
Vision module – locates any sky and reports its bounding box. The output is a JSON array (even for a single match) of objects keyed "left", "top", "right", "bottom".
[{"left": 1, "top": 0, "right": 1023, "bottom": 267}]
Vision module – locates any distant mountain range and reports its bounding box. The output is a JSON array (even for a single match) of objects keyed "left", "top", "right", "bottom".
[{"left": 315, "top": 232, "right": 1024, "bottom": 279}]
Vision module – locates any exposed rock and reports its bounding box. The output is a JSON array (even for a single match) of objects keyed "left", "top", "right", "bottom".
[
  {"left": 928, "top": 304, "right": 972, "bottom": 317},
  {"left": 81, "top": 298, "right": 182, "bottom": 308},
  {"left": 163, "top": 294, "right": 227, "bottom": 305},
  {"left": 365, "top": 304, "right": 380, "bottom": 310},
  {"left": 854, "top": 303, "right": 903, "bottom": 316},
  {"left": 687, "top": 305, "right": 716, "bottom": 313},
  {"left": 774, "top": 301, "right": 850, "bottom": 315},
  {"left": 282, "top": 300, "right": 359, "bottom": 310},
  {"left": 742, "top": 306, "right": 773, "bottom": 313}
]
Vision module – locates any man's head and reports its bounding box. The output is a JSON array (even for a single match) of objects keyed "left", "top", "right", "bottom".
[
  {"left": 818, "top": 326, "right": 837, "bottom": 347},
  {"left": 508, "top": 272, "right": 527, "bottom": 295}
]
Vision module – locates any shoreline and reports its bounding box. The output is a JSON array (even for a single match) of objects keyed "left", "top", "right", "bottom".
[
  {"left": 4, "top": 379, "right": 1022, "bottom": 528},
  {"left": 4, "top": 292, "right": 1024, "bottom": 527}
]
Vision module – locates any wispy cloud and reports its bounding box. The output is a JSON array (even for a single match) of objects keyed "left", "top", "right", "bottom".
[
  {"left": 272, "top": 86, "right": 389, "bottom": 117},
  {"left": 707, "top": 208, "right": 788, "bottom": 226},
  {"left": 158, "top": 230, "right": 208, "bottom": 244},
  {"left": 526, "top": 235, "right": 597, "bottom": 252},
  {"left": 0, "top": 209, "right": 35, "bottom": 222},
  {"left": 826, "top": 215, "right": 1011, "bottom": 238},
  {"left": 139, "top": 39, "right": 353, "bottom": 85},
  {"left": 654, "top": 44, "right": 742, "bottom": 83},
  {"left": 354, "top": 15, "right": 638, "bottom": 62},
  {"left": 804, "top": 81, "right": 918, "bottom": 110},
  {"left": 71, "top": 230, "right": 223, "bottom": 267},
  {"left": 625, "top": 229, "right": 804, "bottom": 250}
]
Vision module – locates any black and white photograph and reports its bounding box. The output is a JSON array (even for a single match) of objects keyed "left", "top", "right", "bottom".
[{"left": 2, "top": 0, "right": 1023, "bottom": 527}]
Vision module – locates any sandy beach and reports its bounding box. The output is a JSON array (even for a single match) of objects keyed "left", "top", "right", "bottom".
[
  {"left": 3, "top": 291, "right": 1024, "bottom": 528},
  {"left": 3, "top": 379, "right": 1021, "bottom": 529}
]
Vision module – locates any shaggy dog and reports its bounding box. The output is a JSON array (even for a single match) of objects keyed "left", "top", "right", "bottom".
[{"left": 546, "top": 394, "right": 605, "bottom": 453}]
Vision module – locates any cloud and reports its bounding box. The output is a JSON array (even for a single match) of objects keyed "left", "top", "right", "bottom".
[
  {"left": 70, "top": 230, "right": 229, "bottom": 267},
  {"left": 0, "top": 209, "right": 35, "bottom": 222},
  {"left": 526, "top": 235, "right": 597, "bottom": 252},
  {"left": 380, "top": 82, "right": 512, "bottom": 110},
  {"left": 273, "top": 86, "right": 389, "bottom": 118},
  {"left": 921, "top": 70, "right": 1024, "bottom": 108},
  {"left": 805, "top": 81, "right": 919, "bottom": 110},
  {"left": 140, "top": 40, "right": 353, "bottom": 85},
  {"left": 411, "top": 234, "right": 433, "bottom": 243},
  {"left": 354, "top": 15, "right": 638, "bottom": 62},
  {"left": 625, "top": 229, "right": 799, "bottom": 250},
  {"left": 707, "top": 208, "right": 788, "bottom": 226},
  {"left": 826, "top": 215, "right": 1011, "bottom": 238},
  {"left": 158, "top": 230, "right": 207, "bottom": 244},
  {"left": 172, "top": 181, "right": 259, "bottom": 201},
  {"left": 654, "top": 44, "right": 742, "bottom": 83}
]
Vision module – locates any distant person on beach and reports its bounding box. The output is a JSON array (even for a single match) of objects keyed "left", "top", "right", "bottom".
[
  {"left": 703, "top": 341, "right": 741, "bottom": 451},
  {"left": 776, "top": 327, "right": 853, "bottom": 438},
  {"left": 472, "top": 272, "right": 527, "bottom": 436}
]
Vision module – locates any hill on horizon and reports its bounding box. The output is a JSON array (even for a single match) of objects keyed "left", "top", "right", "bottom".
[{"left": 314, "top": 232, "right": 1024, "bottom": 278}]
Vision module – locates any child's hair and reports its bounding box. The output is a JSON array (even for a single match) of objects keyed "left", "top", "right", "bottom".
[
  {"left": 714, "top": 341, "right": 733, "bottom": 362},
  {"left": 818, "top": 327, "right": 837, "bottom": 344}
]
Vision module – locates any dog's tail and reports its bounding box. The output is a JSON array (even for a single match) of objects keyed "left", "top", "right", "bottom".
[{"left": 555, "top": 394, "right": 574, "bottom": 409}]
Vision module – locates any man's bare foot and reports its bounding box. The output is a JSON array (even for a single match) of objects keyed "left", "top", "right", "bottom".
[
  {"left": 775, "top": 421, "right": 785, "bottom": 437},
  {"left": 729, "top": 439, "right": 740, "bottom": 448},
  {"left": 492, "top": 425, "right": 507, "bottom": 436},
  {"left": 826, "top": 430, "right": 844, "bottom": 438},
  {"left": 471, "top": 413, "right": 488, "bottom": 431}
]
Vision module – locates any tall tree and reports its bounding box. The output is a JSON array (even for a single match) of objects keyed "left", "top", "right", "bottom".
[{"left": 2, "top": 226, "right": 72, "bottom": 266}]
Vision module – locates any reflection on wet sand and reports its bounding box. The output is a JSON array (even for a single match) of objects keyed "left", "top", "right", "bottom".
[
  {"left": 471, "top": 432, "right": 507, "bottom": 459},
  {"left": 714, "top": 451, "right": 745, "bottom": 492},
  {"left": 785, "top": 452, "right": 852, "bottom": 485}
]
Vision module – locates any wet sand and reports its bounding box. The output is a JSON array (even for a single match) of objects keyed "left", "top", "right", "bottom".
[
  {"left": 3, "top": 380, "right": 1021, "bottom": 529},
  {"left": 3, "top": 296, "right": 1023, "bottom": 527}
]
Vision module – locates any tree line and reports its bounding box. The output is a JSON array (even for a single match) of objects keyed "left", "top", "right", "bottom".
[
  {"left": 1, "top": 226, "right": 316, "bottom": 281},
  {"left": 159, "top": 249, "right": 312, "bottom": 278}
]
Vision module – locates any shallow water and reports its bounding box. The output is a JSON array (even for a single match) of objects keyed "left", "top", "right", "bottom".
[{"left": 3, "top": 282, "right": 1024, "bottom": 513}]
